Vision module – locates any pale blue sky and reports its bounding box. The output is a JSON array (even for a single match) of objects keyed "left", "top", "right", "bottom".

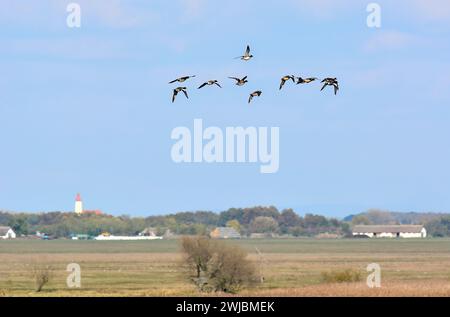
[{"left": 1, "top": 0, "right": 450, "bottom": 217}]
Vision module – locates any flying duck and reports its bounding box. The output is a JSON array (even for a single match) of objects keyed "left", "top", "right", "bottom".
[
  {"left": 229, "top": 76, "right": 248, "bottom": 86},
  {"left": 172, "top": 87, "right": 188, "bottom": 103},
  {"left": 169, "top": 75, "right": 196, "bottom": 84},
  {"left": 198, "top": 80, "right": 222, "bottom": 89},
  {"left": 279, "top": 75, "right": 296, "bottom": 90},
  {"left": 248, "top": 90, "right": 262, "bottom": 104},
  {"left": 296, "top": 77, "right": 318, "bottom": 84},
  {"left": 320, "top": 78, "right": 339, "bottom": 95},
  {"left": 236, "top": 45, "right": 253, "bottom": 61}
]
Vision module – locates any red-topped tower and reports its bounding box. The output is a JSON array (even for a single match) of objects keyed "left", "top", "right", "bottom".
[{"left": 74, "top": 193, "right": 83, "bottom": 214}]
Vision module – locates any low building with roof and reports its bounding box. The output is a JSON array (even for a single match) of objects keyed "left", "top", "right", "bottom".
[
  {"left": 139, "top": 228, "right": 158, "bottom": 237},
  {"left": 352, "top": 225, "right": 427, "bottom": 238},
  {"left": 0, "top": 226, "right": 16, "bottom": 239},
  {"left": 210, "top": 227, "right": 241, "bottom": 239}
]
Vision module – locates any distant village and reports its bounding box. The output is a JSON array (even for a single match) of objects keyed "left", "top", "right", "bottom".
[
  {"left": 2, "top": 193, "right": 449, "bottom": 241},
  {"left": 2, "top": 194, "right": 164, "bottom": 241}
]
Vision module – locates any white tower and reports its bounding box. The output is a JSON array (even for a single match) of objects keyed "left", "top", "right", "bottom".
[{"left": 74, "top": 193, "right": 83, "bottom": 214}]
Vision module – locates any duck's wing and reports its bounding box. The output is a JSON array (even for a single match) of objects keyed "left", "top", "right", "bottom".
[
  {"left": 198, "top": 82, "right": 207, "bottom": 89},
  {"left": 242, "top": 76, "right": 248, "bottom": 81},
  {"left": 172, "top": 90, "right": 178, "bottom": 103},
  {"left": 169, "top": 78, "right": 178, "bottom": 84},
  {"left": 214, "top": 82, "right": 222, "bottom": 88},
  {"left": 245, "top": 45, "right": 251, "bottom": 56},
  {"left": 279, "top": 80, "right": 285, "bottom": 90},
  {"left": 320, "top": 83, "right": 328, "bottom": 91},
  {"left": 182, "top": 89, "right": 189, "bottom": 99},
  {"left": 248, "top": 94, "right": 253, "bottom": 104},
  {"left": 333, "top": 84, "right": 339, "bottom": 95},
  {"left": 228, "top": 77, "right": 239, "bottom": 81}
]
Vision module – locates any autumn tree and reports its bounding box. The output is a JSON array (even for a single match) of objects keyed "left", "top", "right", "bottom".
[
  {"left": 207, "top": 243, "right": 256, "bottom": 293},
  {"left": 278, "top": 209, "right": 301, "bottom": 233},
  {"left": 250, "top": 216, "right": 279, "bottom": 234},
  {"left": 366, "top": 209, "right": 396, "bottom": 225},
  {"left": 226, "top": 219, "right": 241, "bottom": 233},
  {"left": 180, "top": 236, "right": 256, "bottom": 293},
  {"left": 180, "top": 236, "right": 213, "bottom": 279},
  {"left": 351, "top": 214, "right": 371, "bottom": 226}
]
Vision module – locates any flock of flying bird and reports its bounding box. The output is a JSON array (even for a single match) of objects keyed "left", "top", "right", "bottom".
[{"left": 169, "top": 45, "right": 339, "bottom": 104}]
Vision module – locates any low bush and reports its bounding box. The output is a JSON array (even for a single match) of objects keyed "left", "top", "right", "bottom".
[{"left": 321, "top": 269, "right": 362, "bottom": 283}]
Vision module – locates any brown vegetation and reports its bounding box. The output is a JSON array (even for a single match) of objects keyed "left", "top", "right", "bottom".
[
  {"left": 1, "top": 239, "right": 450, "bottom": 296},
  {"left": 32, "top": 264, "right": 53, "bottom": 292},
  {"left": 321, "top": 269, "right": 362, "bottom": 283},
  {"left": 180, "top": 236, "right": 256, "bottom": 293}
]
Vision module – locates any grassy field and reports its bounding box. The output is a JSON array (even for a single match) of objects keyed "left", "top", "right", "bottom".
[{"left": 1, "top": 238, "right": 450, "bottom": 297}]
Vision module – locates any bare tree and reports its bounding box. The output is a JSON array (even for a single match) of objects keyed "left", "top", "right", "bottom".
[{"left": 32, "top": 264, "right": 53, "bottom": 292}]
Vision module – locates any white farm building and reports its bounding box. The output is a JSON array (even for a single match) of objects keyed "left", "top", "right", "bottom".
[
  {"left": 352, "top": 225, "right": 427, "bottom": 238},
  {"left": 0, "top": 226, "right": 16, "bottom": 239},
  {"left": 94, "top": 232, "right": 163, "bottom": 241}
]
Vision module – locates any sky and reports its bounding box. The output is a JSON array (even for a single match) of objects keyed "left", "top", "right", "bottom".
[{"left": 1, "top": 0, "right": 450, "bottom": 218}]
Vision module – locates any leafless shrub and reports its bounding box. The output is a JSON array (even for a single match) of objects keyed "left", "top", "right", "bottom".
[
  {"left": 32, "top": 264, "right": 54, "bottom": 292},
  {"left": 207, "top": 243, "right": 257, "bottom": 293}
]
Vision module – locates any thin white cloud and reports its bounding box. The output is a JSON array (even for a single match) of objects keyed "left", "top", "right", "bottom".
[
  {"left": 76, "top": 0, "right": 159, "bottom": 28},
  {"left": 288, "top": 0, "right": 360, "bottom": 18},
  {"left": 363, "top": 30, "right": 423, "bottom": 52},
  {"left": 289, "top": 0, "right": 450, "bottom": 24},
  {"left": 179, "top": 0, "right": 207, "bottom": 19},
  {"left": 410, "top": 0, "right": 450, "bottom": 21},
  {"left": 4, "top": 36, "right": 131, "bottom": 60},
  {"left": 0, "top": 0, "right": 158, "bottom": 29}
]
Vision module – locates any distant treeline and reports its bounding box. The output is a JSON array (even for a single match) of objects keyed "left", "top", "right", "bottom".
[
  {"left": 0, "top": 206, "right": 350, "bottom": 238},
  {"left": 1, "top": 207, "right": 450, "bottom": 238}
]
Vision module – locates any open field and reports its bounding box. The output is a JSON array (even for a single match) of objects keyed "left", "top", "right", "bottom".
[{"left": 1, "top": 239, "right": 450, "bottom": 296}]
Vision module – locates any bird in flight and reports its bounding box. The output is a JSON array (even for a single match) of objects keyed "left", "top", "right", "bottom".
[
  {"left": 172, "top": 87, "right": 189, "bottom": 103},
  {"left": 198, "top": 80, "right": 222, "bottom": 89},
  {"left": 279, "top": 75, "right": 296, "bottom": 90},
  {"left": 229, "top": 76, "right": 248, "bottom": 86},
  {"left": 168, "top": 75, "right": 196, "bottom": 84},
  {"left": 236, "top": 45, "right": 253, "bottom": 61},
  {"left": 248, "top": 90, "right": 262, "bottom": 104},
  {"left": 296, "top": 77, "right": 317, "bottom": 85},
  {"left": 320, "top": 78, "right": 339, "bottom": 95}
]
